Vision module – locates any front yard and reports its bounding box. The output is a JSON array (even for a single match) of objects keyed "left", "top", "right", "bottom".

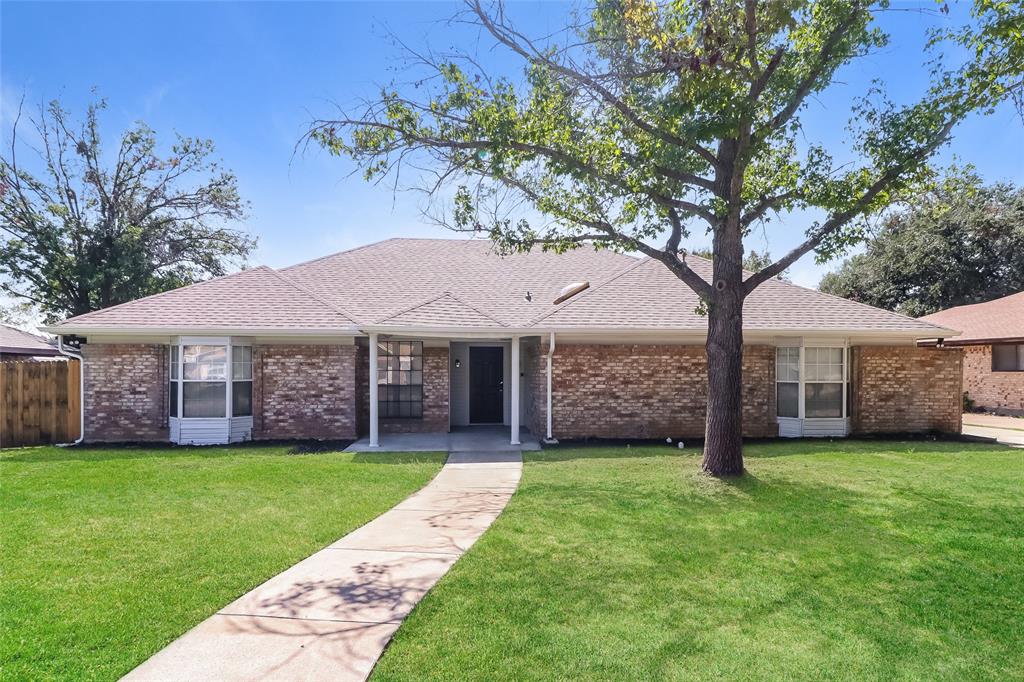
[
  {"left": 0, "top": 445, "right": 445, "bottom": 681},
  {"left": 373, "top": 441, "right": 1023, "bottom": 681}
]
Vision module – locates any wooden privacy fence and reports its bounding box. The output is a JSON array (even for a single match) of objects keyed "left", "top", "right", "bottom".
[{"left": 0, "top": 359, "right": 81, "bottom": 448}]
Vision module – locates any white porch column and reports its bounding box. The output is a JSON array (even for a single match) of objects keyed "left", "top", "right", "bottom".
[
  {"left": 369, "top": 333, "right": 380, "bottom": 447},
  {"left": 546, "top": 332, "right": 555, "bottom": 441},
  {"left": 510, "top": 335, "right": 521, "bottom": 445}
]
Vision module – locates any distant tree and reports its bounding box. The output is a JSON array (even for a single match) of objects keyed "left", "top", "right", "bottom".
[
  {"left": 0, "top": 97, "right": 255, "bottom": 322},
  {"left": 310, "top": 0, "right": 1023, "bottom": 476},
  {"left": 819, "top": 172, "right": 1024, "bottom": 317},
  {"left": 693, "top": 248, "right": 788, "bottom": 281}
]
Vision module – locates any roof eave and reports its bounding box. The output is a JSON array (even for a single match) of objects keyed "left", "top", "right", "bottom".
[{"left": 40, "top": 325, "right": 362, "bottom": 336}]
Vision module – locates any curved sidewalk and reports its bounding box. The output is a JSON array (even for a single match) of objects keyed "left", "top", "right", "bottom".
[{"left": 122, "top": 451, "right": 523, "bottom": 681}]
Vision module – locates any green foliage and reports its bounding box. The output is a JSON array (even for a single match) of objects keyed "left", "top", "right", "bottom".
[
  {"left": 0, "top": 98, "right": 256, "bottom": 322},
  {"left": 692, "top": 247, "right": 789, "bottom": 280},
  {"left": 310, "top": 0, "right": 1023, "bottom": 287},
  {"left": 819, "top": 170, "right": 1024, "bottom": 317}
]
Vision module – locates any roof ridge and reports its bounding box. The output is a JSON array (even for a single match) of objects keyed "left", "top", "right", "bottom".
[
  {"left": 280, "top": 237, "right": 401, "bottom": 272},
  {"left": 527, "top": 255, "right": 653, "bottom": 326},
  {"left": 263, "top": 268, "right": 360, "bottom": 326},
  {"left": 377, "top": 290, "right": 507, "bottom": 326},
  {"left": 53, "top": 266, "right": 274, "bottom": 327},
  {"left": 921, "top": 290, "right": 1024, "bottom": 319}
]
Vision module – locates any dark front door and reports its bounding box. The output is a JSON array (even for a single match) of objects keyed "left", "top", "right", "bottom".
[{"left": 469, "top": 346, "right": 504, "bottom": 424}]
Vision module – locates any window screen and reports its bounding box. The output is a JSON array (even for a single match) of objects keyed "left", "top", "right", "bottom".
[
  {"left": 378, "top": 341, "right": 423, "bottom": 418},
  {"left": 232, "top": 345, "right": 253, "bottom": 417},
  {"left": 804, "top": 347, "right": 844, "bottom": 418}
]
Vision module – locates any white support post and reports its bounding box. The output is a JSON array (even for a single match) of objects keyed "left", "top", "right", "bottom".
[
  {"left": 369, "top": 333, "right": 380, "bottom": 447},
  {"left": 546, "top": 332, "right": 555, "bottom": 441},
  {"left": 510, "top": 335, "right": 521, "bottom": 445}
]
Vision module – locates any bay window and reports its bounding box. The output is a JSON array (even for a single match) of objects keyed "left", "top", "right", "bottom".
[
  {"left": 168, "top": 341, "right": 252, "bottom": 419},
  {"left": 776, "top": 345, "right": 847, "bottom": 421}
]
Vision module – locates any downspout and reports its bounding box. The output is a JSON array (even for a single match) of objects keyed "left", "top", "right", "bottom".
[
  {"left": 56, "top": 336, "right": 85, "bottom": 446},
  {"left": 545, "top": 331, "right": 557, "bottom": 444}
]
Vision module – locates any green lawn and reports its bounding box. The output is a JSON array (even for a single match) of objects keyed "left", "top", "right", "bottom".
[
  {"left": 0, "top": 444, "right": 444, "bottom": 681},
  {"left": 373, "top": 441, "right": 1024, "bottom": 681}
]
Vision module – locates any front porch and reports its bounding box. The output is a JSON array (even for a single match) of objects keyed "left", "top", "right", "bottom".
[{"left": 346, "top": 425, "right": 541, "bottom": 452}]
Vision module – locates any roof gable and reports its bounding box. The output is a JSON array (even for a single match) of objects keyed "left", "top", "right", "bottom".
[{"left": 378, "top": 292, "right": 506, "bottom": 328}]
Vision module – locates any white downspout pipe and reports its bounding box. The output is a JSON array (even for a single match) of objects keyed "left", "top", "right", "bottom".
[
  {"left": 369, "top": 333, "right": 380, "bottom": 447},
  {"left": 510, "top": 335, "right": 521, "bottom": 446},
  {"left": 545, "top": 332, "right": 556, "bottom": 442},
  {"left": 56, "top": 336, "right": 85, "bottom": 446}
]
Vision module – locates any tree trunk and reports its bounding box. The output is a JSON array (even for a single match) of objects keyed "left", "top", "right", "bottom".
[{"left": 703, "top": 289, "right": 745, "bottom": 476}]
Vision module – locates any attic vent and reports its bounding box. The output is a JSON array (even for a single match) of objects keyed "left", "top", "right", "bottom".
[{"left": 553, "top": 281, "right": 590, "bottom": 305}]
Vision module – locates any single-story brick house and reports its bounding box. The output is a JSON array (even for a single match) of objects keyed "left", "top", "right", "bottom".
[
  {"left": 920, "top": 291, "right": 1024, "bottom": 415},
  {"left": 44, "top": 238, "right": 964, "bottom": 446}
]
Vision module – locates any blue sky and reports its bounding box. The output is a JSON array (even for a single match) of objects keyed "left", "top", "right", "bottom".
[{"left": 3, "top": 0, "right": 1022, "bottom": 290}]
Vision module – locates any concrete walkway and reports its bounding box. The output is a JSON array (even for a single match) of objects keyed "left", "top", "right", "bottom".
[
  {"left": 122, "top": 451, "right": 523, "bottom": 681},
  {"left": 962, "top": 413, "right": 1024, "bottom": 448}
]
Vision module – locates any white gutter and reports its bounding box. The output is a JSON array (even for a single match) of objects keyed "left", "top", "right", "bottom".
[
  {"left": 56, "top": 336, "right": 85, "bottom": 446},
  {"left": 545, "top": 332, "right": 556, "bottom": 443}
]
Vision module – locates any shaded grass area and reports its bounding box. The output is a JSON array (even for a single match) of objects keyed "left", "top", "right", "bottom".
[
  {"left": 373, "top": 440, "right": 1023, "bottom": 681},
  {"left": 0, "top": 444, "right": 445, "bottom": 681}
]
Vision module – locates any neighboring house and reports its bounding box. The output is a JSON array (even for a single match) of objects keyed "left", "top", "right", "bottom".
[
  {"left": 0, "top": 324, "right": 61, "bottom": 359},
  {"left": 920, "top": 292, "right": 1024, "bottom": 415},
  {"left": 43, "top": 238, "right": 963, "bottom": 446}
]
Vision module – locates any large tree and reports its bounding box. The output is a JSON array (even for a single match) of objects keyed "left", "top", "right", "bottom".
[
  {"left": 820, "top": 171, "right": 1024, "bottom": 317},
  {"left": 310, "top": 0, "right": 1023, "bottom": 476},
  {"left": 1, "top": 97, "right": 255, "bottom": 322}
]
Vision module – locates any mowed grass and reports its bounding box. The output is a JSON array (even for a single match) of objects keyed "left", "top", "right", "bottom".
[
  {"left": 0, "top": 444, "right": 445, "bottom": 681},
  {"left": 373, "top": 440, "right": 1024, "bottom": 681}
]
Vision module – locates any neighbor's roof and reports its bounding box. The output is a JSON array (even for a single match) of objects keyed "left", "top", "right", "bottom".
[
  {"left": 46, "top": 238, "right": 955, "bottom": 337},
  {"left": 0, "top": 324, "right": 60, "bottom": 355},
  {"left": 919, "top": 291, "right": 1024, "bottom": 345}
]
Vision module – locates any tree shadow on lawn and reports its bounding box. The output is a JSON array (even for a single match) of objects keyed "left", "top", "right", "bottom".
[{"left": 498, "top": 467, "right": 1022, "bottom": 677}]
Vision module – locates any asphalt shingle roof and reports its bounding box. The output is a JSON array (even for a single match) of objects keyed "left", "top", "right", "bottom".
[
  {"left": 919, "top": 291, "right": 1024, "bottom": 344},
  {"left": 48, "top": 238, "right": 954, "bottom": 337},
  {"left": 0, "top": 325, "right": 59, "bottom": 355}
]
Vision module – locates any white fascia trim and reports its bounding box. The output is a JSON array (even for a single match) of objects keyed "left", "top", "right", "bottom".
[{"left": 40, "top": 326, "right": 360, "bottom": 336}]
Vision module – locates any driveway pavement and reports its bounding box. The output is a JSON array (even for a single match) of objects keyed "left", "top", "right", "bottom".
[
  {"left": 962, "top": 413, "right": 1024, "bottom": 447},
  {"left": 122, "top": 451, "right": 522, "bottom": 681}
]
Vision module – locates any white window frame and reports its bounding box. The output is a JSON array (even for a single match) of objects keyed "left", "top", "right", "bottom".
[
  {"left": 775, "top": 347, "right": 801, "bottom": 419},
  {"left": 776, "top": 341, "right": 849, "bottom": 423},
  {"left": 169, "top": 337, "right": 252, "bottom": 420}
]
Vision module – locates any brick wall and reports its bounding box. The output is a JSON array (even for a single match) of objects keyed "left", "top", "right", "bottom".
[
  {"left": 253, "top": 344, "right": 358, "bottom": 440},
  {"left": 962, "top": 344, "right": 1024, "bottom": 413},
  {"left": 544, "top": 344, "right": 776, "bottom": 440},
  {"left": 81, "top": 344, "right": 168, "bottom": 442},
  {"left": 379, "top": 346, "right": 449, "bottom": 434},
  {"left": 850, "top": 345, "right": 962, "bottom": 434}
]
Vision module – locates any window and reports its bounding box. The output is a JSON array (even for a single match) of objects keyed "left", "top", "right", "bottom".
[
  {"left": 378, "top": 341, "right": 423, "bottom": 418},
  {"left": 169, "top": 345, "right": 179, "bottom": 418},
  {"left": 992, "top": 344, "right": 1024, "bottom": 372},
  {"left": 232, "top": 346, "right": 253, "bottom": 417},
  {"left": 804, "top": 347, "right": 844, "bottom": 418},
  {"left": 182, "top": 345, "right": 227, "bottom": 417},
  {"left": 776, "top": 347, "right": 799, "bottom": 418}
]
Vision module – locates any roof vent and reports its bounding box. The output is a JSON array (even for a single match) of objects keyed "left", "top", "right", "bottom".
[{"left": 553, "top": 281, "right": 590, "bottom": 305}]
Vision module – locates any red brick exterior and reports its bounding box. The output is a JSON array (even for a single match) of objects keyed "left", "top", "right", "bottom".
[
  {"left": 850, "top": 346, "right": 962, "bottom": 434},
  {"left": 253, "top": 344, "right": 358, "bottom": 440},
  {"left": 81, "top": 344, "right": 168, "bottom": 442},
  {"left": 535, "top": 344, "right": 776, "bottom": 440},
  {"left": 522, "top": 338, "right": 546, "bottom": 438},
  {"left": 962, "top": 344, "right": 1024, "bottom": 413}
]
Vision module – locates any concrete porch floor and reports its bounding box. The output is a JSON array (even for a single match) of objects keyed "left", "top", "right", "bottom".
[{"left": 345, "top": 425, "right": 540, "bottom": 453}]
